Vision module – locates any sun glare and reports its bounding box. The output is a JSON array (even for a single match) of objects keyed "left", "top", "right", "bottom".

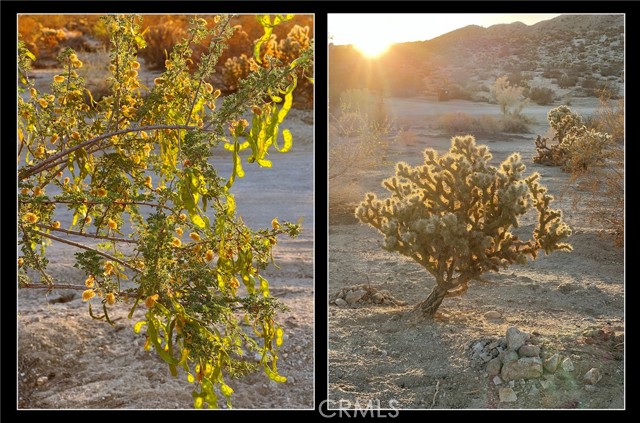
[{"left": 353, "top": 40, "right": 391, "bottom": 58}]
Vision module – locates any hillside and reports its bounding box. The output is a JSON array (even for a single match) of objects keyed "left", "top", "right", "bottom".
[{"left": 329, "top": 14, "right": 624, "bottom": 104}]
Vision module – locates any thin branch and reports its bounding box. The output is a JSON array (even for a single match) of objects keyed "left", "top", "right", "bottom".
[
  {"left": 20, "top": 198, "right": 174, "bottom": 213},
  {"left": 19, "top": 124, "right": 201, "bottom": 180},
  {"left": 21, "top": 283, "right": 88, "bottom": 291},
  {"left": 35, "top": 223, "right": 137, "bottom": 243},
  {"left": 32, "top": 229, "right": 138, "bottom": 272}
]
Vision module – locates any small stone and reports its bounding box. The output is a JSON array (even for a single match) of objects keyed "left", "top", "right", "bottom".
[
  {"left": 486, "top": 357, "right": 502, "bottom": 376},
  {"left": 529, "top": 385, "right": 539, "bottom": 396},
  {"left": 561, "top": 357, "right": 575, "bottom": 372},
  {"left": 584, "top": 368, "right": 602, "bottom": 385},
  {"left": 484, "top": 311, "right": 502, "bottom": 320},
  {"left": 540, "top": 380, "right": 554, "bottom": 390},
  {"left": 345, "top": 289, "right": 366, "bottom": 305},
  {"left": 501, "top": 357, "right": 543, "bottom": 381},
  {"left": 372, "top": 293, "right": 385, "bottom": 304},
  {"left": 488, "top": 340, "right": 501, "bottom": 350},
  {"left": 518, "top": 344, "right": 541, "bottom": 358},
  {"left": 543, "top": 354, "right": 561, "bottom": 373},
  {"left": 499, "top": 387, "right": 517, "bottom": 403},
  {"left": 36, "top": 376, "right": 48, "bottom": 386},
  {"left": 493, "top": 375, "right": 503, "bottom": 385},
  {"left": 506, "top": 327, "right": 530, "bottom": 351},
  {"left": 509, "top": 380, "right": 515, "bottom": 388},
  {"left": 472, "top": 341, "right": 485, "bottom": 355},
  {"left": 334, "top": 298, "right": 347, "bottom": 307},
  {"left": 480, "top": 352, "right": 493, "bottom": 363},
  {"left": 585, "top": 384, "right": 596, "bottom": 392}
]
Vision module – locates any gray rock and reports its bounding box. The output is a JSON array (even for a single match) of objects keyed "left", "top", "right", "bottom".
[
  {"left": 334, "top": 298, "right": 347, "bottom": 307},
  {"left": 584, "top": 368, "right": 602, "bottom": 385},
  {"left": 484, "top": 311, "right": 502, "bottom": 320},
  {"left": 561, "top": 357, "right": 575, "bottom": 372},
  {"left": 345, "top": 289, "right": 366, "bottom": 305},
  {"left": 501, "top": 350, "right": 519, "bottom": 364},
  {"left": 487, "top": 340, "right": 501, "bottom": 350},
  {"left": 486, "top": 357, "right": 502, "bottom": 376},
  {"left": 543, "top": 354, "right": 561, "bottom": 373},
  {"left": 529, "top": 385, "right": 540, "bottom": 396},
  {"left": 585, "top": 384, "right": 596, "bottom": 392},
  {"left": 540, "top": 380, "right": 554, "bottom": 390},
  {"left": 501, "top": 357, "right": 543, "bottom": 381},
  {"left": 506, "top": 327, "right": 530, "bottom": 351},
  {"left": 493, "top": 375, "right": 503, "bottom": 385},
  {"left": 518, "top": 344, "right": 541, "bottom": 358},
  {"left": 472, "top": 341, "right": 485, "bottom": 355},
  {"left": 499, "top": 337, "right": 508, "bottom": 349},
  {"left": 480, "top": 352, "right": 493, "bottom": 363},
  {"left": 499, "top": 387, "right": 517, "bottom": 403}
]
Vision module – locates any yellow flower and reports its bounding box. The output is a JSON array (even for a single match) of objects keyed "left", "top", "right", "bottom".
[
  {"left": 271, "top": 217, "right": 280, "bottom": 230},
  {"left": 145, "top": 294, "right": 159, "bottom": 308},
  {"left": 23, "top": 213, "right": 39, "bottom": 223},
  {"left": 213, "top": 89, "right": 221, "bottom": 99},
  {"left": 106, "top": 292, "right": 116, "bottom": 305},
  {"left": 172, "top": 237, "right": 182, "bottom": 247},
  {"left": 109, "top": 64, "right": 117, "bottom": 73},
  {"left": 128, "top": 69, "right": 138, "bottom": 78},
  {"left": 230, "top": 277, "right": 240, "bottom": 290},
  {"left": 72, "top": 59, "right": 83, "bottom": 68},
  {"left": 131, "top": 61, "right": 140, "bottom": 69},
  {"left": 18, "top": 257, "right": 24, "bottom": 267},
  {"left": 20, "top": 188, "right": 30, "bottom": 195},
  {"left": 108, "top": 218, "right": 118, "bottom": 230},
  {"left": 214, "top": 15, "right": 221, "bottom": 23},
  {"left": 165, "top": 60, "right": 172, "bottom": 69},
  {"left": 252, "top": 106, "right": 262, "bottom": 116},
  {"left": 82, "top": 289, "right": 96, "bottom": 301},
  {"left": 104, "top": 261, "right": 114, "bottom": 275},
  {"left": 53, "top": 74, "right": 65, "bottom": 83},
  {"left": 30, "top": 87, "right": 37, "bottom": 97},
  {"left": 38, "top": 98, "right": 48, "bottom": 108},
  {"left": 250, "top": 60, "right": 260, "bottom": 72},
  {"left": 204, "top": 82, "right": 213, "bottom": 94},
  {"left": 179, "top": 213, "right": 187, "bottom": 221},
  {"left": 96, "top": 187, "right": 108, "bottom": 197},
  {"left": 34, "top": 145, "right": 45, "bottom": 158},
  {"left": 84, "top": 216, "right": 92, "bottom": 225},
  {"left": 69, "top": 53, "right": 78, "bottom": 62},
  {"left": 205, "top": 249, "right": 214, "bottom": 262},
  {"left": 63, "top": 177, "right": 70, "bottom": 185},
  {"left": 140, "top": 131, "right": 148, "bottom": 139},
  {"left": 85, "top": 274, "right": 95, "bottom": 288},
  {"left": 189, "top": 232, "right": 201, "bottom": 242},
  {"left": 175, "top": 227, "right": 183, "bottom": 237},
  {"left": 33, "top": 186, "right": 43, "bottom": 196},
  {"left": 71, "top": 131, "right": 80, "bottom": 140},
  {"left": 52, "top": 221, "right": 61, "bottom": 229},
  {"left": 50, "top": 134, "right": 59, "bottom": 144},
  {"left": 154, "top": 77, "right": 164, "bottom": 86},
  {"left": 143, "top": 143, "right": 151, "bottom": 157}
]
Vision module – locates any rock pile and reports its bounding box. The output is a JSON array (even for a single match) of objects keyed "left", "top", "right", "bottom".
[
  {"left": 330, "top": 284, "right": 407, "bottom": 306},
  {"left": 470, "top": 326, "right": 604, "bottom": 403}
]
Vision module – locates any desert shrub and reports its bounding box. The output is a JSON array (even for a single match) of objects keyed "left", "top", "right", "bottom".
[
  {"left": 500, "top": 114, "right": 531, "bottom": 134},
  {"left": 527, "top": 86, "right": 555, "bottom": 105},
  {"left": 355, "top": 136, "right": 572, "bottom": 316},
  {"left": 436, "top": 112, "right": 501, "bottom": 136},
  {"left": 138, "top": 17, "right": 189, "bottom": 69},
  {"left": 491, "top": 76, "right": 528, "bottom": 117},
  {"left": 533, "top": 105, "right": 611, "bottom": 172},
  {"left": 557, "top": 74, "right": 578, "bottom": 88},
  {"left": 18, "top": 14, "right": 313, "bottom": 409},
  {"left": 329, "top": 89, "right": 391, "bottom": 215}
]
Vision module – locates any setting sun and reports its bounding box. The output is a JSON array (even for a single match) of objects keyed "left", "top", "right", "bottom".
[{"left": 353, "top": 40, "right": 391, "bottom": 58}]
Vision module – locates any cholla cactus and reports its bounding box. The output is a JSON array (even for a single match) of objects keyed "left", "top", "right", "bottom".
[
  {"left": 356, "top": 135, "right": 572, "bottom": 317},
  {"left": 534, "top": 105, "right": 611, "bottom": 172}
]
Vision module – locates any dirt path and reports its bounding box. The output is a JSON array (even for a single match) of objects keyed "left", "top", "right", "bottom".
[{"left": 328, "top": 97, "right": 624, "bottom": 409}]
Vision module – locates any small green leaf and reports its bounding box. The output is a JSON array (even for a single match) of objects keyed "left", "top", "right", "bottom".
[
  {"left": 133, "top": 320, "right": 147, "bottom": 334},
  {"left": 220, "top": 383, "right": 234, "bottom": 397},
  {"left": 191, "top": 214, "right": 205, "bottom": 228}
]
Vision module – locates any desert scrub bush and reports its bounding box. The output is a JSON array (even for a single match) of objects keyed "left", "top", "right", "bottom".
[
  {"left": 329, "top": 89, "right": 391, "bottom": 216},
  {"left": 491, "top": 76, "right": 530, "bottom": 133},
  {"left": 533, "top": 105, "right": 611, "bottom": 173},
  {"left": 355, "top": 135, "right": 572, "bottom": 317},
  {"left": 527, "top": 86, "right": 555, "bottom": 105},
  {"left": 436, "top": 112, "right": 501, "bottom": 137},
  {"left": 18, "top": 14, "right": 313, "bottom": 409},
  {"left": 223, "top": 18, "right": 313, "bottom": 108}
]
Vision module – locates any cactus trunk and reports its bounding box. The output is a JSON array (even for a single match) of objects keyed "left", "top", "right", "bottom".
[{"left": 417, "top": 284, "right": 448, "bottom": 317}]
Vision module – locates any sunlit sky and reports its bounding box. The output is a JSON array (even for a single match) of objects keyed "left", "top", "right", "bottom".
[{"left": 329, "top": 14, "right": 561, "bottom": 57}]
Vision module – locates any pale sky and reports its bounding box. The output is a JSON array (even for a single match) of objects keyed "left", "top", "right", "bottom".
[{"left": 329, "top": 14, "right": 561, "bottom": 56}]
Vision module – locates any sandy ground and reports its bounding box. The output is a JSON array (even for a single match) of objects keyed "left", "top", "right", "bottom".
[
  {"left": 17, "top": 96, "right": 315, "bottom": 409},
  {"left": 328, "top": 96, "right": 624, "bottom": 409}
]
